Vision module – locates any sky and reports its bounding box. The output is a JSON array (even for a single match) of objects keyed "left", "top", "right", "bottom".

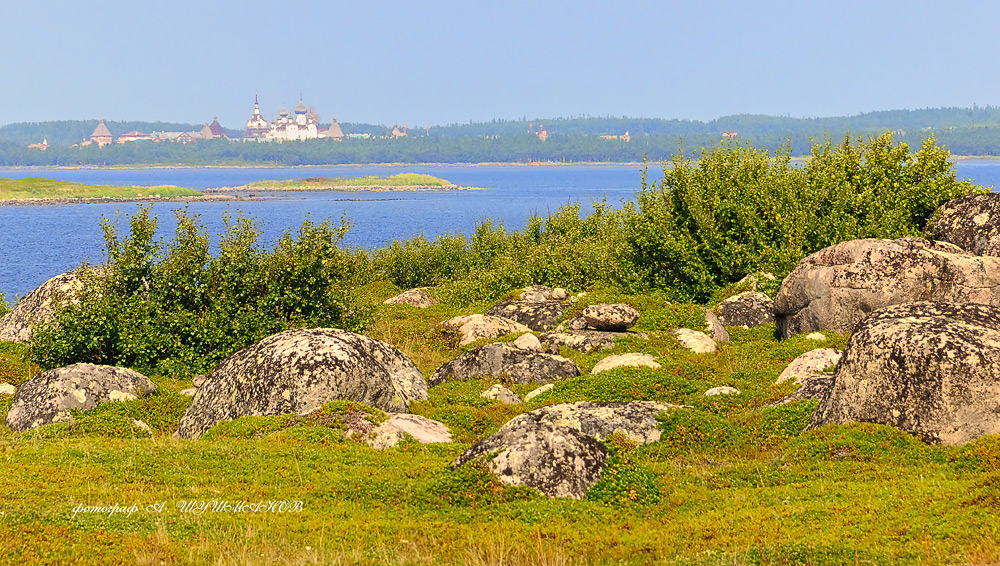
[{"left": 3, "top": 0, "right": 1000, "bottom": 129}]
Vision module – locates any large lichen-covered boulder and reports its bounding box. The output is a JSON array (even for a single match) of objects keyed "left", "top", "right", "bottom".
[
  {"left": 567, "top": 304, "right": 639, "bottom": 332},
  {"left": 718, "top": 291, "right": 776, "bottom": 328},
  {"left": 0, "top": 270, "right": 89, "bottom": 343},
  {"left": 808, "top": 302, "right": 1000, "bottom": 445},
  {"left": 176, "top": 328, "right": 427, "bottom": 439},
  {"left": 451, "top": 401, "right": 682, "bottom": 499},
  {"left": 428, "top": 342, "right": 579, "bottom": 387},
  {"left": 5, "top": 363, "right": 156, "bottom": 432},
  {"left": 486, "top": 301, "right": 568, "bottom": 331},
  {"left": 931, "top": 193, "right": 1000, "bottom": 256},
  {"left": 440, "top": 315, "right": 531, "bottom": 346},
  {"left": 774, "top": 237, "right": 1000, "bottom": 338}
]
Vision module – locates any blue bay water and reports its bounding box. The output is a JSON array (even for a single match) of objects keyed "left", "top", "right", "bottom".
[{"left": 0, "top": 160, "right": 997, "bottom": 300}]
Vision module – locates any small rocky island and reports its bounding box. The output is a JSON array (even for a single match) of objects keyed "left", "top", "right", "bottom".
[{"left": 213, "top": 173, "right": 484, "bottom": 192}]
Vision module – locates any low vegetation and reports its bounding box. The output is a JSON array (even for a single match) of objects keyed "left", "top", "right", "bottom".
[
  {"left": 244, "top": 173, "right": 456, "bottom": 189},
  {"left": 0, "top": 177, "right": 201, "bottom": 200},
  {"left": 1, "top": 133, "right": 996, "bottom": 565}
]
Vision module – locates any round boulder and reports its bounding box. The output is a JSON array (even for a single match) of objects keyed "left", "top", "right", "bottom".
[
  {"left": 808, "top": 302, "right": 1000, "bottom": 445},
  {"left": 591, "top": 353, "right": 660, "bottom": 374},
  {"left": 383, "top": 287, "right": 437, "bottom": 308},
  {"left": 486, "top": 301, "right": 568, "bottom": 331},
  {"left": 672, "top": 329, "right": 717, "bottom": 354},
  {"left": 440, "top": 314, "right": 531, "bottom": 346},
  {"left": 5, "top": 363, "right": 157, "bottom": 432},
  {"left": 931, "top": 193, "right": 1000, "bottom": 256},
  {"left": 451, "top": 401, "right": 682, "bottom": 498},
  {"left": 428, "top": 342, "right": 580, "bottom": 387},
  {"left": 0, "top": 270, "right": 90, "bottom": 343},
  {"left": 718, "top": 291, "right": 776, "bottom": 328},
  {"left": 176, "top": 328, "right": 428, "bottom": 440},
  {"left": 568, "top": 304, "right": 639, "bottom": 332},
  {"left": 774, "top": 237, "right": 1000, "bottom": 338},
  {"left": 777, "top": 348, "right": 842, "bottom": 384}
]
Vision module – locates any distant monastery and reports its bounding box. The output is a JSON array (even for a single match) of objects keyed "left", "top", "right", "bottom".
[{"left": 245, "top": 95, "right": 343, "bottom": 142}]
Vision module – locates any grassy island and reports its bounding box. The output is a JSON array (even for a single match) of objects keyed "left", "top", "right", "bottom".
[
  {"left": 1, "top": 135, "right": 997, "bottom": 565},
  {"left": 0, "top": 177, "right": 202, "bottom": 202},
  {"left": 236, "top": 173, "right": 481, "bottom": 191}
]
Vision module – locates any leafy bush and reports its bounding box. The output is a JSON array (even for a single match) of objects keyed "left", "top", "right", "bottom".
[
  {"left": 0, "top": 291, "right": 9, "bottom": 319},
  {"left": 31, "top": 208, "right": 373, "bottom": 376},
  {"left": 621, "top": 133, "right": 981, "bottom": 302},
  {"left": 426, "top": 461, "right": 539, "bottom": 507}
]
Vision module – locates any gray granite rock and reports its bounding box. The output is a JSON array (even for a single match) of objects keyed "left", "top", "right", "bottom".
[
  {"left": 429, "top": 342, "right": 579, "bottom": 387},
  {"left": 5, "top": 363, "right": 157, "bottom": 432},
  {"left": 176, "top": 328, "right": 427, "bottom": 439}
]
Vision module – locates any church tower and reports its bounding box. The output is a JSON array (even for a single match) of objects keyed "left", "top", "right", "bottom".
[{"left": 244, "top": 93, "right": 269, "bottom": 139}]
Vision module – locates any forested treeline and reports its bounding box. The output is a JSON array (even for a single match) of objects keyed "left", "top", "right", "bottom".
[{"left": 3, "top": 107, "right": 1000, "bottom": 165}]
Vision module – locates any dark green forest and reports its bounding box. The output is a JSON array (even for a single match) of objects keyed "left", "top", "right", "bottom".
[{"left": 3, "top": 107, "right": 1000, "bottom": 165}]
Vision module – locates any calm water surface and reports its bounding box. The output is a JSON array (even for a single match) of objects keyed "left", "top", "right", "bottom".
[{"left": 1, "top": 160, "right": 997, "bottom": 299}]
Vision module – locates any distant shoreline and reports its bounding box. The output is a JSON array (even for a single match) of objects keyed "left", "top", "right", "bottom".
[{"left": 0, "top": 156, "right": 997, "bottom": 171}]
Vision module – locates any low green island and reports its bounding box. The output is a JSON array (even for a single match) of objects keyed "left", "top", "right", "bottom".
[
  {"left": 0, "top": 177, "right": 203, "bottom": 202},
  {"left": 232, "top": 172, "right": 482, "bottom": 191}
]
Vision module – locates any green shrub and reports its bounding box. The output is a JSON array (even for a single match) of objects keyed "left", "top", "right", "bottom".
[
  {"left": 426, "top": 461, "right": 539, "bottom": 507},
  {"left": 31, "top": 208, "right": 373, "bottom": 376},
  {"left": 621, "top": 133, "right": 981, "bottom": 302},
  {"left": 0, "top": 291, "right": 9, "bottom": 319}
]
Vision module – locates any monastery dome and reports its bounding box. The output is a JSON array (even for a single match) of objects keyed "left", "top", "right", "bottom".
[{"left": 294, "top": 102, "right": 308, "bottom": 114}]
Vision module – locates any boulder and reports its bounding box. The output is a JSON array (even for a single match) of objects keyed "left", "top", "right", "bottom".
[
  {"left": 771, "top": 375, "right": 835, "bottom": 406},
  {"left": 428, "top": 343, "right": 579, "bottom": 387},
  {"left": 538, "top": 331, "right": 619, "bottom": 354},
  {"left": 440, "top": 315, "right": 531, "bottom": 346},
  {"left": 591, "top": 353, "right": 660, "bottom": 374},
  {"left": 672, "top": 329, "right": 717, "bottom": 354},
  {"left": 808, "top": 302, "right": 1000, "bottom": 445},
  {"left": 451, "top": 401, "right": 682, "bottom": 498},
  {"left": 383, "top": 287, "right": 437, "bottom": 308},
  {"left": 180, "top": 388, "right": 197, "bottom": 397},
  {"left": 704, "top": 310, "right": 730, "bottom": 342},
  {"left": 486, "top": 301, "right": 568, "bottom": 331},
  {"left": 736, "top": 271, "right": 778, "bottom": 291},
  {"left": 520, "top": 285, "right": 570, "bottom": 303},
  {"left": 704, "top": 386, "right": 740, "bottom": 396},
  {"left": 0, "top": 270, "right": 89, "bottom": 343},
  {"left": 176, "top": 328, "right": 427, "bottom": 440},
  {"left": 5, "top": 363, "right": 156, "bottom": 432},
  {"left": 718, "top": 291, "right": 776, "bottom": 328},
  {"left": 567, "top": 304, "right": 639, "bottom": 332},
  {"left": 804, "top": 332, "right": 827, "bottom": 341},
  {"left": 132, "top": 419, "right": 152, "bottom": 434},
  {"left": 524, "top": 383, "right": 555, "bottom": 403},
  {"left": 0, "top": 383, "right": 15, "bottom": 396},
  {"left": 370, "top": 414, "right": 452, "bottom": 449},
  {"left": 931, "top": 193, "right": 1000, "bottom": 256},
  {"left": 777, "top": 348, "right": 842, "bottom": 384},
  {"left": 480, "top": 384, "right": 522, "bottom": 405},
  {"left": 512, "top": 333, "right": 542, "bottom": 352},
  {"left": 774, "top": 237, "right": 1000, "bottom": 338}
]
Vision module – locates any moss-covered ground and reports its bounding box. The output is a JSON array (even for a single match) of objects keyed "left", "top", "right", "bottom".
[
  {"left": 1, "top": 286, "right": 998, "bottom": 565},
  {"left": 243, "top": 173, "right": 467, "bottom": 191},
  {"left": 0, "top": 177, "right": 202, "bottom": 200}
]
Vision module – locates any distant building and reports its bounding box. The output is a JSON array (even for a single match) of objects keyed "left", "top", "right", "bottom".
[
  {"left": 200, "top": 117, "right": 228, "bottom": 139},
  {"left": 322, "top": 117, "right": 344, "bottom": 141},
  {"left": 723, "top": 131, "right": 738, "bottom": 140},
  {"left": 151, "top": 131, "right": 198, "bottom": 143},
  {"left": 599, "top": 130, "right": 630, "bottom": 142},
  {"left": 28, "top": 139, "right": 48, "bottom": 150},
  {"left": 90, "top": 119, "right": 113, "bottom": 147},
  {"left": 117, "top": 131, "right": 153, "bottom": 143},
  {"left": 245, "top": 94, "right": 269, "bottom": 139},
  {"left": 391, "top": 125, "right": 407, "bottom": 139}
]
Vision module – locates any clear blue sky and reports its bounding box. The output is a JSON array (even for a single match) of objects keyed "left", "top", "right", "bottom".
[{"left": 4, "top": 0, "right": 999, "bottom": 129}]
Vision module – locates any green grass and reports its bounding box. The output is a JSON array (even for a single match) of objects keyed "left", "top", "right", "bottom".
[
  {"left": 1, "top": 288, "right": 998, "bottom": 565},
  {"left": 245, "top": 173, "right": 460, "bottom": 190},
  {"left": 0, "top": 177, "right": 202, "bottom": 200}
]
